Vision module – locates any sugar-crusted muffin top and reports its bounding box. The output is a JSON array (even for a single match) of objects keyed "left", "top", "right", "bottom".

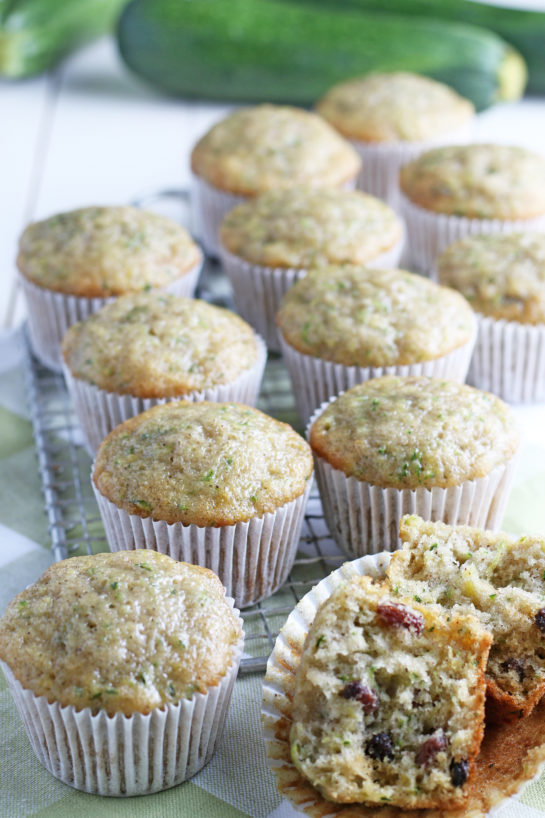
[
  {"left": 309, "top": 376, "right": 519, "bottom": 489},
  {"left": 400, "top": 144, "right": 545, "bottom": 220},
  {"left": 190, "top": 105, "right": 361, "bottom": 195},
  {"left": 277, "top": 265, "right": 475, "bottom": 366},
  {"left": 0, "top": 550, "right": 241, "bottom": 714},
  {"left": 94, "top": 401, "right": 313, "bottom": 526},
  {"left": 62, "top": 292, "right": 260, "bottom": 397},
  {"left": 219, "top": 188, "right": 402, "bottom": 268},
  {"left": 316, "top": 72, "right": 474, "bottom": 143},
  {"left": 437, "top": 233, "right": 545, "bottom": 324},
  {"left": 17, "top": 206, "right": 202, "bottom": 297}
]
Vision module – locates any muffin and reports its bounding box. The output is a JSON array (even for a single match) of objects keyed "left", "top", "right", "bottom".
[
  {"left": 277, "top": 265, "right": 476, "bottom": 424},
  {"left": 61, "top": 292, "right": 267, "bottom": 453},
  {"left": 17, "top": 205, "right": 203, "bottom": 370},
  {"left": 0, "top": 550, "right": 243, "bottom": 795},
  {"left": 316, "top": 72, "right": 474, "bottom": 211},
  {"left": 219, "top": 187, "right": 404, "bottom": 348},
  {"left": 389, "top": 515, "right": 545, "bottom": 722},
  {"left": 290, "top": 574, "right": 490, "bottom": 808},
  {"left": 92, "top": 401, "right": 314, "bottom": 607},
  {"left": 438, "top": 232, "right": 545, "bottom": 403},
  {"left": 308, "top": 375, "right": 519, "bottom": 556},
  {"left": 190, "top": 104, "right": 361, "bottom": 256},
  {"left": 399, "top": 144, "right": 545, "bottom": 272}
]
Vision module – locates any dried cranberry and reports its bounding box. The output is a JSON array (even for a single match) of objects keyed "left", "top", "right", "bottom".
[
  {"left": 500, "top": 657, "right": 525, "bottom": 682},
  {"left": 376, "top": 601, "right": 424, "bottom": 635},
  {"left": 450, "top": 759, "right": 469, "bottom": 787},
  {"left": 365, "top": 732, "right": 394, "bottom": 761},
  {"left": 535, "top": 608, "right": 545, "bottom": 633},
  {"left": 416, "top": 731, "right": 447, "bottom": 766},
  {"left": 341, "top": 681, "right": 379, "bottom": 713}
]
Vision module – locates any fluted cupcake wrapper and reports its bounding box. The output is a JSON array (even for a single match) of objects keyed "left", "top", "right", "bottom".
[
  {"left": 399, "top": 194, "right": 545, "bottom": 276},
  {"left": 218, "top": 234, "right": 405, "bottom": 351},
  {"left": 350, "top": 121, "right": 473, "bottom": 213},
  {"left": 93, "top": 479, "right": 312, "bottom": 609},
  {"left": 0, "top": 615, "right": 243, "bottom": 796},
  {"left": 306, "top": 397, "right": 518, "bottom": 557},
  {"left": 469, "top": 314, "right": 545, "bottom": 404},
  {"left": 62, "top": 332, "right": 267, "bottom": 455},
  {"left": 19, "top": 261, "right": 203, "bottom": 372},
  {"left": 280, "top": 328, "right": 476, "bottom": 426},
  {"left": 191, "top": 174, "right": 358, "bottom": 259}
]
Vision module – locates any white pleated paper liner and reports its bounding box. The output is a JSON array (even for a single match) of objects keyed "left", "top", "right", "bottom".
[
  {"left": 350, "top": 120, "right": 473, "bottom": 212},
  {"left": 218, "top": 233, "right": 405, "bottom": 352},
  {"left": 279, "top": 326, "right": 476, "bottom": 427},
  {"left": 62, "top": 332, "right": 267, "bottom": 455},
  {"left": 399, "top": 193, "right": 545, "bottom": 276},
  {"left": 19, "top": 260, "right": 203, "bottom": 373},
  {"left": 192, "top": 174, "right": 359, "bottom": 259},
  {"left": 468, "top": 314, "right": 545, "bottom": 404},
  {"left": 93, "top": 478, "right": 312, "bottom": 609},
  {"left": 306, "top": 397, "right": 519, "bottom": 557},
  {"left": 0, "top": 609, "right": 243, "bottom": 796}
]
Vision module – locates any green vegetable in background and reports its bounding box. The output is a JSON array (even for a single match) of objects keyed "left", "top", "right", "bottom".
[
  {"left": 117, "top": 0, "right": 526, "bottom": 111},
  {"left": 0, "top": 0, "right": 127, "bottom": 78}
]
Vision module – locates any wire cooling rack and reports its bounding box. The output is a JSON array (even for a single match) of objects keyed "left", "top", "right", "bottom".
[{"left": 23, "top": 258, "right": 346, "bottom": 673}]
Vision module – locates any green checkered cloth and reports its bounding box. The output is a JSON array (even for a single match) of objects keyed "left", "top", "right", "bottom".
[{"left": 2, "top": 326, "right": 545, "bottom": 818}]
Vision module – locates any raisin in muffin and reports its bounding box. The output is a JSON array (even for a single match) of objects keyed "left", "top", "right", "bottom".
[
  {"left": 308, "top": 376, "right": 519, "bottom": 555},
  {"left": 17, "top": 205, "right": 202, "bottom": 370},
  {"left": 93, "top": 401, "right": 313, "bottom": 607},
  {"left": 62, "top": 292, "right": 266, "bottom": 453},
  {"left": 399, "top": 144, "right": 545, "bottom": 273},
  {"left": 316, "top": 72, "right": 474, "bottom": 210},
  {"left": 438, "top": 232, "right": 545, "bottom": 402},
  {"left": 0, "top": 550, "right": 243, "bottom": 795},
  {"left": 190, "top": 104, "right": 361, "bottom": 256},
  {"left": 219, "top": 188, "right": 404, "bottom": 348}
]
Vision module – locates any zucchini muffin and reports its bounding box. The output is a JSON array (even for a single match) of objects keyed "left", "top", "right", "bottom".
[
  {"left": 308, "top": 376, "right": 519, "bottom": 555},
  {"left": 316, "top": 72, "right": 474, "bottom": 209},
  {"left": 438, "top": 233, "right": 545, "bottom": 402},
  {"left": 399, "top": 144, "right": 545, "bottom": 272},
  {"left": 62, "top": 292, "right": 266, "bottom": 453},
  {"left": 190, "top": 104, "right": 361, "bottom": 256},
  {"left": 290, "top": 574, "right": 490, "bottom": 808},
  {"left": 390, "top": 515, "right": 545, "bottom": 722},
  {"left": 277, "top": 265, "right": 476, "bottom": 423},
  {"left": 17, "top": 205, "right": 203, "bottom": 370},
  {"left": 0, "top": 550, "right": 243, "bottom": 795},
  {"left": 93, "top": 401, "right": 313, "bottom": 607},
  {"left": 219, "top": 188, "right": 404, "bottom": 348}
]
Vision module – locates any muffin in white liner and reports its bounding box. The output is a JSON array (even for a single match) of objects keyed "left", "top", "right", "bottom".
[
  {"left": 306, "top": 376, "right": 519, "bottom": 557},
  {"left": 0, "top": 551, "right": 243, "bottom": 796},
  {"left": 276, "top": 265, "right": 477, "bottom": 424},
  {"left": 262, "top": 552, "right": 545, "bottom": 818},
  {"left": 61, "top": 292, "right": 267, "bottom": 454},
  {"left": 92, "top": 401, "right": 314, "bottom": 609}
]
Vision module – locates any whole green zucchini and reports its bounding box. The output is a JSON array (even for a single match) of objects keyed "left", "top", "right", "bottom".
[
  {"left": 291, "top": 0, "right": 545, "bottom": 94},
  {"left": 0, "top": 0, "right": 127, "bottom": 78},
  {"left": 117, "top": 0, "right": 526, "bottom": 111}
]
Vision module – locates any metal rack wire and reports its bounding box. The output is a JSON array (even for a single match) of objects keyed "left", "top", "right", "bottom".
[{"left": 23, "top": 257, "right": 346, "bottom": 673}]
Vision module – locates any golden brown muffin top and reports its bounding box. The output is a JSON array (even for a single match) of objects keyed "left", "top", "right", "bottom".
[
  {"left": 190, "top": 105, "right": 361, "bottom": 195},
  {"left": 17, "top": 206, "right": 202, "bottom": 297},
  {"left": 438, "top": 233, "right": 545, "bottom": 324},
  {"left": 309, "top": 376, "right": 519, "bottom": 489},
  {"left": 0, "top": 550, "right": 241, "bottom": 714},
  {"left": 277, "top": 265, "right": 475, "bottom": 366},
  {"left": 316, "top": 72, "right": 474, "bottom": 143},
  {"left": 62, "top": 292, "right": 260, "bottom": 397},
  {"left": 219, "top": 188, "right": 402, "bottom": 268},
  {"left": 94, "top": 401, "right": 313, "bottom": 526},
  {"left": 400, "top": 144, "right": 545, "bottom": 220}
]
